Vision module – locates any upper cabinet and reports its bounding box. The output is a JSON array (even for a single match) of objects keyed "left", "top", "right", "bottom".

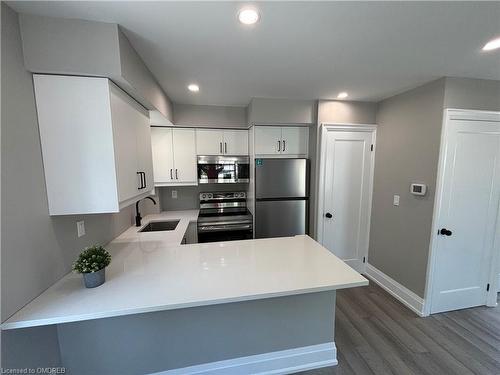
[
  {"left": 33, "top": 74, "right": 154, "bottom": 215},
  {"left": 196, "top": 129, "right": 248, "bottom": 155},
  {"left": 151, "top": 127, "right": 197, "bottom": 186},
  {"left": 254, "top": 126, "right": 309, "bottom": 156}
]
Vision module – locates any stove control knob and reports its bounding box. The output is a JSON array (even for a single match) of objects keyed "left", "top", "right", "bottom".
[
  {"left": 201, "top": 194, "right": 206, "bottom": 199},
  {"left": 207, "top": 193, "right": 213, "bottom": 199}
]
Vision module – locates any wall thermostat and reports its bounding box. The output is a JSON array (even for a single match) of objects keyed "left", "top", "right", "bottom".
[{"left": 410, "top": 183, "right": 427, "bottom": 196}]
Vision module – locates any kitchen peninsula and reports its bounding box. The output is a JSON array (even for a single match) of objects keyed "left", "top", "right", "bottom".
[{"left": 2, "top": 212, "right": 367, "bottom": 374}]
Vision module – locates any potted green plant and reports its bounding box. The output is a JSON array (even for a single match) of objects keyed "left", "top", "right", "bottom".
[{"left": 72, "top": 245, "right": 111, "bottom": 288}]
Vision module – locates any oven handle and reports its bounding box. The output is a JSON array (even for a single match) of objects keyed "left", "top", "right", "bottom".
[{"left": 198, "top": 224, "right": 252, "bottom": 232}]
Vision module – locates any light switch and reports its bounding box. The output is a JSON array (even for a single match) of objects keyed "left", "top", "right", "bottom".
[
  {"left": 172, "top": 190, "right": 178, "bottom": 199},
  {"left": 393, "top": 195, "right": 400, "bottom": 206},
  {"left": 77, "top": 220, "right": 86, "bottom": 237}
]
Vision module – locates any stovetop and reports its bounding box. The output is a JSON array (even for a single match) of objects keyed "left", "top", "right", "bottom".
[{"left": 198, "top": 191, "right": 252, "bottom": 225}]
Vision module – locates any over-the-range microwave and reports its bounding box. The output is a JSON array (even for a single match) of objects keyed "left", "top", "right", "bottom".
[{"left": 197, "top": 156, "right": 250, "bottom": 184}]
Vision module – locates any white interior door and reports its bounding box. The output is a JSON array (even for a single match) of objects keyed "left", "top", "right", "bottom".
[
  {"left": 172, "top": 129, "right": 197, "bottom": 183},
  {"left": 151, "top": 127, "right": 174, "bottom": 184},
  {"left": 320, "top": 128, "right": 375, "bottom": 273},
  {"left": 430, "top": 113, "right": 500, "bottom": 314}
]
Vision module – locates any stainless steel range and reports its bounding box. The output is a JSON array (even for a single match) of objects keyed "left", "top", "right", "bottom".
[{"left": 197, "top": 191, "right": 253, "bottom": 243}]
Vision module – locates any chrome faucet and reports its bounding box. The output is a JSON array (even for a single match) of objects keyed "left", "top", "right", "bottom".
[{"left": 135, "top": 197, "right": 157, "bottom": 227}]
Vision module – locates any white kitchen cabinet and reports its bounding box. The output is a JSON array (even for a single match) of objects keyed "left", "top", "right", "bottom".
[
  {"left": 195, "top": 129, "right": 224, "bottom": 155},
  {"left": 151, "top": 127, "right": 174, "bottom": 183},
  {"left": 254, "top": 126, "right": 309, "bottom": 156},
  {"left": 151, "top": 127, "right": 197, "bottom": 186},
  {"left": 33, "top": 74, "right": 154, "bottom": 215},
  {"left": 281, "top": 126, "right": 309, "bottom": 155},
  {"left": 254, "top": 127, "right": 282, "bottom": 155},
  {"left": 223, "top": 130, "right": 248, "bottom": 155},
  {"left": 196, "top": 129, "right": 248, "bottom": 155}
]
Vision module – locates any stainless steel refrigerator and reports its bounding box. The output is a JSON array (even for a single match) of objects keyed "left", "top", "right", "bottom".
[{"left": 255, "top": 158, "right": 309, "bottom": 238}]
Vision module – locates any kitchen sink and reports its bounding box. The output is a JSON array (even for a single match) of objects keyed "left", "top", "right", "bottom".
[{"left": 139, "top": 220, "right": 180, "bottom": 232}]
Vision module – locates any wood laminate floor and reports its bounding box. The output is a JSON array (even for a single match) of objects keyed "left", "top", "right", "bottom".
[{"left": 300, "top": 282, "right": 500, "bottom": 375}]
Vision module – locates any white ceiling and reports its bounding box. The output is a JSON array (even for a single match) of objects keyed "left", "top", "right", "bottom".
[{"left": 7, "top": 1, "right": 500, "bottom": 106}]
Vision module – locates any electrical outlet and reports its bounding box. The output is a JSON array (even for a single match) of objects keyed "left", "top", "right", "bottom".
[
  {"left": 172, "top": 190, "right": 178, "bottom": 199},
  {"left": 77, "top": 220, "right": 86, "bottom": 237},
  {"left": 393, "top": 195, "right": 400, "bottom": 206}
]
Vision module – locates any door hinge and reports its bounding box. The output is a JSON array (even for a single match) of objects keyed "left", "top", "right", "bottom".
[
  {"left": 370, "top": 144, "right": 374, "bottom": 151},
  {"left": 486, "top": 283, "right": 490, "bottom": 292},
  {"left": 363, "top": 256, "right": 366, "bottom": 263}
]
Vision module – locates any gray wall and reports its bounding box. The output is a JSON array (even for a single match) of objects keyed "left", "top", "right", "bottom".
[
  {"left": 159, "top": 184, "right": 248, "bottom": 211},
  {"left": 57, "top": 291, "right": 335, "bottom": 374},
  {"left": 19, "top": 13, "right": 121, "bottom": 77},
  {"left": 2, "top": 325, "right": 61, "bottom": 369},
  {"left": 173, "top": 103, "right": 247, "bottom": 128},
  {"left": 368, "top": 77, "right": 500, "bottom": 298},
  {"left": 369, "top": 79, "right": 446, "bottom": 297},
  {"left": 1, "top": 2, "right": 147, "bottom": 343},
  {"left": 118, "top": 29, "right": 173, "bottom": 121},
  {"left": 444, "top": 77, "right": 500, "bottom": 111},
  {"left": 248, "top": 98, "right": 316, "bottom": 125},
  {"left": 318, "top": 100, "right": 378, "bottom": 125},
  {"left": 18, "top": 13, "right": 173, "bottom": 121}
]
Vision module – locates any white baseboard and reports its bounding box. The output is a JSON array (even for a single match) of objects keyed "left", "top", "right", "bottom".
[
  {"left": 150, "top": 342, "right": 337, "bottom": 375},
  {"left": 365, "top": 264, "right": 425, "bottom": 317}
]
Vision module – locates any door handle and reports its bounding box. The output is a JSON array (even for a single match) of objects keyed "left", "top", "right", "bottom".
[
  {"left": 170, "top": 169, "right": 173, "bottom": 180},
  {"left": 283, "top": 140, "right": 286, "bottom": 152},
  {"left": 220, "top": 142, "right": 223, "bottom": 154},
  {"left": 225, "top": 142, "right": 227, "bottom": 154},
  {"left": 175, "top": 169, "right": 178, "bottom": 180},
  {"left": 325, "top": 212, "right": 333, "bottom": 219},
  {"left": 142, "top": 172, "right": 147, "bottom": 189},
  {"left": 439, "top": 228, "right": 452, "bottom": 236},
  {"left": 278, "top": 140, "right": 281, "bottom": 152}
]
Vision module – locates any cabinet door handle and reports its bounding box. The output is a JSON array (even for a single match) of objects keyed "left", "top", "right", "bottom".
[
  {"left": 142, "top": 172, "right": 147, "bottom": 189},
  {"left": 283, "top": 140, "right": 286, "bottom": 152},
  {"left": 220, "top": 142, "right": 223, "bottom": 154},
  {"left": 278, "top": 140, "right": 281, "bottom": 152},
  {"left": 137, "top": 172, "right": 142, "bottom": 189},
  {"left": 170, "top": 169, "right": 173, "bottom": 180},
  {"left": 175, "top": 169, "right": 178, "bottom": 180},
  {"left": 224, "top": 142, "right": 227, "bottom": 154}
]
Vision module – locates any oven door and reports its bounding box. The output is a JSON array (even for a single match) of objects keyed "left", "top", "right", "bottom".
[
  {"left": 197, "top": 156, "right": 249, "bottom": 183},
  {"left": 197, "top": 222, "right": 253, "bottom": 243}
]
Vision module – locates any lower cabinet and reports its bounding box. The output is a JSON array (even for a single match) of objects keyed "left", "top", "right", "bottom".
[
  {"left": 151, "top": 127, "right": 197, "bottom": 186},
  {"left": 182, "top": 222, "right": 198, "bottom": 244}
]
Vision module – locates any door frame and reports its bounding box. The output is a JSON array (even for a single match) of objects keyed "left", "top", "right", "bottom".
[
  {"left": 316, "top": 123, "right": 377, "bottom": 273},
  {"left": 423, "top": 109, "right": 500, "bottom": 316}
]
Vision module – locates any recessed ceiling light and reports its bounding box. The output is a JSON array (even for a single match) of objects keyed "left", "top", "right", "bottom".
[
  {"left": 188, "top": 84, "right": 199, "bottom": 92},
  {"left": 337, "top": 92, "right": 349, "bottom": 99},
  {"left": 238, "top": 8, "right": 260, "bottom": 25},
  {"left": 482, "top": 37, "right": 500, "bottom": 51}
]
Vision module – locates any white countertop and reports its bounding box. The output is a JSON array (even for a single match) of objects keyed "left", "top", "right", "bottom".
[{"left": 2, "top": 210, "right": 368, "bottom": 330}]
